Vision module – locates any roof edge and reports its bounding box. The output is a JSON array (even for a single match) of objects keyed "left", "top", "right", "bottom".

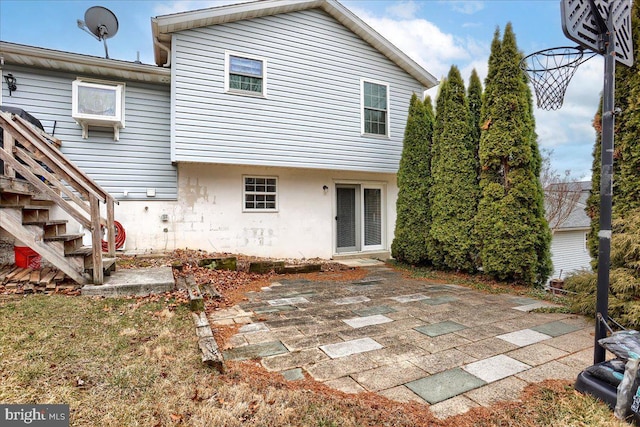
[
  {"left": 0, "top": 41, "right": 171, "bottom": 85},
  {"left": 151, "top": 0, "right": 437, "bottom": 88}
]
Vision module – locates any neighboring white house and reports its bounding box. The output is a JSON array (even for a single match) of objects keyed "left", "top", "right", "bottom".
[
  {"left": 0, "top": 0, "right": 438, "bottom": 259},
  {"left": 548, "top": 181, "right": 592, "bottom": 282}
]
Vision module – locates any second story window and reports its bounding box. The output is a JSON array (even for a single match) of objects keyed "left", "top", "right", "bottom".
[
  {"left": 225, "top": 51, "right": 267, "bottom": 97},
  {"left": 361, "top": 80, "right": 389, "bottom": 136}
]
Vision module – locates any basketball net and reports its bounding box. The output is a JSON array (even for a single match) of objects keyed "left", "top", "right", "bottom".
[{"left": 520, "top": 47, "right": 596, "bottom": 111}]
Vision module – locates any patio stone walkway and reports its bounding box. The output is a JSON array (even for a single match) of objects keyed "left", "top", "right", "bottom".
[{"left": 211, "top": 263, "right": 594, "bottom": 419}]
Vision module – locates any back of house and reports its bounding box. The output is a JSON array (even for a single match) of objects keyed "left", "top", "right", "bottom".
[{"left": 0, "top": 0, "right": 436, "bottom": 260}]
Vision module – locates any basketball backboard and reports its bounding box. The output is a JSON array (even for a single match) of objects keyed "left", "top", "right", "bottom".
[{"left": 561, "top": 0, "right": 633, "bottom": 66}]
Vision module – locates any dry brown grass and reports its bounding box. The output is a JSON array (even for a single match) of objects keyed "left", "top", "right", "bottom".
[{"left": 0, "top": 281, "right": 629, "bottom": 426}]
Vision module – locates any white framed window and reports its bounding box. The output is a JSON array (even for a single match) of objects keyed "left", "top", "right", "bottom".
[
  {"left": 361, "top": 79, "right": 389, "bottom": 137},
  {"left": 71, "top": 78, "right": 125, "bottom": 140},
  {"left": 243, "top": 176, "right": 278, "bottom": 211},
  {"left": 225, "top": 51, "right": 267, "bottom": 97}
]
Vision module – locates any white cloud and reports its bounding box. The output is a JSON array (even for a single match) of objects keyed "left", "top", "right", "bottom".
[
  {"left": 351, "top": 6, "right": 484, "bottom": 86},
  {"left": 385, "top": 1, "right": 421, "bottom": 19},
  {"left": 532, "top": 54, "right": 602, "bottom": 179},
  {"left": 152, "top": 0, "right": 248, "bottom": 17},
  {"left": 448, "top": 1, "right": 486, "bottom": 15}
]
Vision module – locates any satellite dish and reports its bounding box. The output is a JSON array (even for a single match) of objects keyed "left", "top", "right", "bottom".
[{"left": 77, "top": 6, "right": 119, "bottom": 59}]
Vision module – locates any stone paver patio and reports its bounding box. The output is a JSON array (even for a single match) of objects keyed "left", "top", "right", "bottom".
[{"left": 211, "top": 262, "right": 594, "bottom": 419}]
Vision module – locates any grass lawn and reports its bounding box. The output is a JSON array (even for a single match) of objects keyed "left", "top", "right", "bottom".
[{"left": 0, "top": 289, "right": 629, "bottom": 426}]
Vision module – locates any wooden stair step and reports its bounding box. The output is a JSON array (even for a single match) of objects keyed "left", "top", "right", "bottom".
[
  {"left": 43, "top": 233, "right": 84, "bottom": 242},
  {"left": 84, "top": 257, "right": 117, "bottom": 272},
  {"left": 0, "top": 177, "right": 33, "bottom": 194},
  {"left": 65, "top": 247, "right": 93, "bottom": 257},
  {"left": 22, "top": 219, "right": 67, "bottom": 226}
]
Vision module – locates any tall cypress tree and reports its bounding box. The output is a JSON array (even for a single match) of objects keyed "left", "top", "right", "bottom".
[
  {"left": 587, "top": 0, "right": 640, "bottom": 260},
  {"left": 586, "top": 98, "right": 603, "bottom": 261},
  {"left": 468, "top": 69, "right": 483, "bottom": 148},
  {"left": 391, "top": 94, "right": 434, "bottom": 265},
  {"left": 429, "top": 66, "right": 479, "bottom": 271},
  {"left": 614, "top": 0, "right": 640, "bottom": 215},
  {"left": 474, "top": 23, "right": 552, "bottom": 285}
]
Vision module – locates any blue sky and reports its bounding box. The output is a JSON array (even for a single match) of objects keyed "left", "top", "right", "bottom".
[{"left": 0, "top": 0, "right": 607, "bottom": 179}]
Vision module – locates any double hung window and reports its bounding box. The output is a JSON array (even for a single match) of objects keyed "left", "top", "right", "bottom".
[
  {"left": 225, "top": 52, "right": 266, "bottom": 96},
  {"left": 361, "top": 80, "right": 389, "bottom": 136}
]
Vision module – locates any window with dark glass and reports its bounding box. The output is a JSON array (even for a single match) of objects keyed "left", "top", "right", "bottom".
[{"left": 363, "top": 81, "right": 388, "bottom": 136}]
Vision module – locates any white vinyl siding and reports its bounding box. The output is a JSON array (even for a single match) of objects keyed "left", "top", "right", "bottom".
[
  {"left": 550, "top": 230, "right": 592, "bottom": 281},
  {"left": 1, "top": 66, "right": 176, "bottom": 200},
  {"left": 171, "top": 8, "right": 425, "bottom": 173}
]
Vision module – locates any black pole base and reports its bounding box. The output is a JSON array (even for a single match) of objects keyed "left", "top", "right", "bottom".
[{"left": 574, "top": 370, "right": 617, "bottom": 409}]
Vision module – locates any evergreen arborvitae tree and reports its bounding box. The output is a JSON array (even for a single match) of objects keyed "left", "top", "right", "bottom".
[
  {"left": 429, "top": 66, "right": 479, "bottom": 271},
  {"left": 615, "top": 0, "right": 640, "bottom": 215},
  {"left": 587, "top": 0, "right": 639, "bottom": 260},
  {"left": 586, "top": 98, "right": 603, "bottom": 261},
  {"left": 474, "top": 23, "right": 552, "bottom": 285},
  {"left": 391, "top": 94, "right": 434, "bottom": 265},
  {"left": 468, "top": 69, "right": 483, "bottom": 148}
]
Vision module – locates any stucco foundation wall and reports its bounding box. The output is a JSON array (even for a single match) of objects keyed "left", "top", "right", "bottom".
[{"left": 55, "top": 164, "right": 398, "bottom": 259}]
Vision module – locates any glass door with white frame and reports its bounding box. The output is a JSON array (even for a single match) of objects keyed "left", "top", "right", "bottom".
[{"left": 335, "top": 184, "right": 384, "bottom": 253}]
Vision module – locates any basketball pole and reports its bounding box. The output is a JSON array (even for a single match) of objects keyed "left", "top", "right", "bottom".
[{"left": 594, "top": 3, "right": 616, "bottom": 365}]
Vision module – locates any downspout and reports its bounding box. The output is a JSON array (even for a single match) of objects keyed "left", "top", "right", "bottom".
[
  {"left": 0, "top": 56, "right": 4, "bottom": 105},
  {"left": 153, "top": 38, "right": 171, "bottom": 68}
]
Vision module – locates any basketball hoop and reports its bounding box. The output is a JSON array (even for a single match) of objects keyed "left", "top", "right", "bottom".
[{"left": 520, "top": 46, "right": 597, "bottom": 110}]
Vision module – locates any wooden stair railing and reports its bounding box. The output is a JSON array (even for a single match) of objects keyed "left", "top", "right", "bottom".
[{"left": 0, "top": 111, "right": 117, "bottom": 285}]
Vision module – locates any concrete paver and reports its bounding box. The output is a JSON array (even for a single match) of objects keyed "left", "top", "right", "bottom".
[
  {"left": 507, "top": 343, "right": 570, "bottom": 366},
  {"left": 390, "top": 293, "right": 431, "bottom": 303},
  {"left": 222, "top": 341, "right": 289, "bottom": 361},
  {"left": 342, "top": 314, "right": 393, "bottom": 329},
  {"left": 214, "top": 262, "right": 596, "bottom": 419},
  {"left": 332, "top": 296, "right": 370, "bottom": 305},
  {"left": 378, "top": 385, "right": 426, "bottom": 403},
  {"left": 497, "top": 329, "right": 552, "bottom": 347},
  {"left": 351, "top": 360, "right": 427, "bottom": 391},
  {"left": 239, "top": 322, "right": 270, "bottom": 333},
  {"left": 513, "top": 301, "right": 557, "bottom": 312},
  {"left": 306, "top": 353, "right": 379, "bottom": 381},
  {"left": 281, "top": 368, "right": 304, "bottom": 381},
  {"left": 406, "top": 368, "right": 487, "bottom": 404},
  {"left": 320, "top": 337, "right": 383, "bottom": 358},
  {"left": 531, "top": 321, "right": 582, "bottom": 337},
  {"left": 415, "top": 321, "right": 467, "bottom": 337},
  {"left": 323, "top": 377, "right": 367, "bottom": 394},
  {"left": 422, "top": 296, "right": 459, "bottom": 305},
  {"left": 267, "top": 296, "right": 310, "bottom": 306},
  {"left": 463, "top": 355, "right": 530, "bottom": 383},
  {"left": 353, "top": 305, "right": 396, "bottom": 316},
  {"left": 456, "top": 337, "right": 519, "bottom": 359},
  {"left": 464, "top": 376, "right": 529, "bottom": 406},
  {"left": 262, "top": 348, "right": 328, "bottom": 371},
  {"left": 412, "top": 348, "right": 478, "bottom": 374},
  {"left": 430, "top": 395, "right": 480, "bottom": 419}
]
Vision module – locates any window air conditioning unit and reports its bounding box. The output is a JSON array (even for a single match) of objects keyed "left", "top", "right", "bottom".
[{"left": 72, "top": 79, "right": 125, "bottom": 141}]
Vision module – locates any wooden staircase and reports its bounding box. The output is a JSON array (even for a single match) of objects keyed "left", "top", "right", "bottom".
[{"left": 0, "top": 111, "right": 117, "bottom": 285}]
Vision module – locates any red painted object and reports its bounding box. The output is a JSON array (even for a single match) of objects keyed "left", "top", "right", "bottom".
[{"left": 14, "top": 246, "right": 41, "bottom": 269}]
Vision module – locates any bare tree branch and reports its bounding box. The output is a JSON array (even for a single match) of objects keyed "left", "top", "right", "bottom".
[{"left": 540, "top": 149, "right": 584, "bottom": 234}]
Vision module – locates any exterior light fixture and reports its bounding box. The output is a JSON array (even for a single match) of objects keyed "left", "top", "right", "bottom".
[{"left": 4, "top": 73, "right": 16, "bottom": 96}]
